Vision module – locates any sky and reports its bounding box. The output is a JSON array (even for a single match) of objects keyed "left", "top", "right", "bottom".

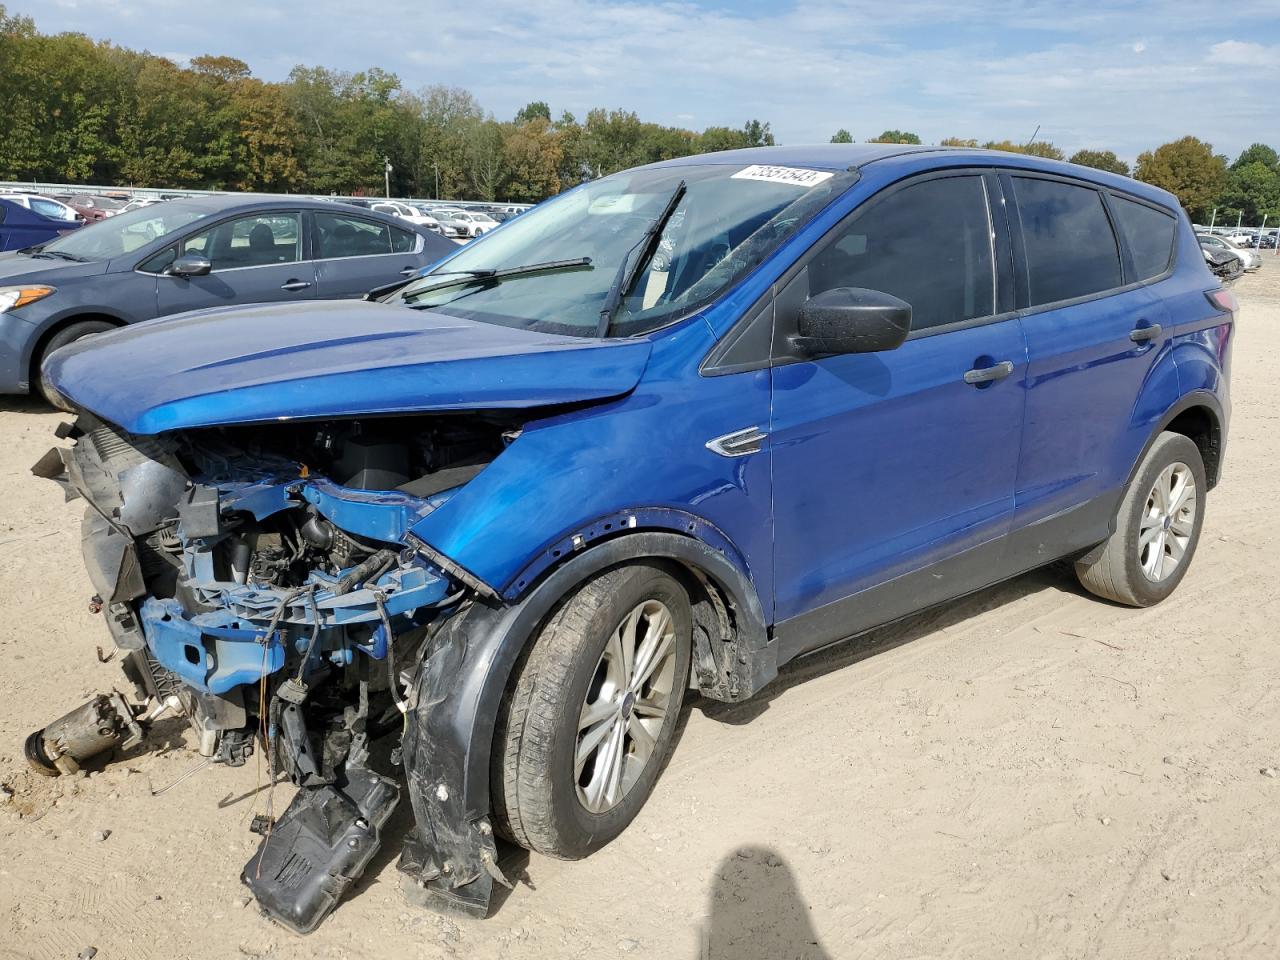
[{"left": 18, "top": 0, "right": 1280, "bottom": 163}]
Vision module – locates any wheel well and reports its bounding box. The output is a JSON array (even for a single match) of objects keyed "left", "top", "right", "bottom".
[
  {"left": 1164, "top": 405, "right": 1222, "bottom": 489},
  {"left": 28, "top": 313, "right": 124, "bottom": 388}
]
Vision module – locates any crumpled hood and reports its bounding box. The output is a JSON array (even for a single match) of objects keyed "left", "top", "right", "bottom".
[{"left": 45, "top": 300, "right": 653, "bottom": 434}]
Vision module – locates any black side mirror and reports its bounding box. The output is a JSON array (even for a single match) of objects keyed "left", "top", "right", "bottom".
[
  {"left": 793, "top": 287, "right": 911, "bottom": 358},
  {"left": 166, "top": 254, "right": 212, "bottom": 278}
]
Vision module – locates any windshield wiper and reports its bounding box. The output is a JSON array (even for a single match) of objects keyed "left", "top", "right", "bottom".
[
  {"left": 402, "top": 257, "right": 592, "bottom": 306},
  {"left": 30, "top": 250, "right": 91, "bottom": 262},
  {"left": 596, "top": 180, "right": 686, "bottom": 337}
]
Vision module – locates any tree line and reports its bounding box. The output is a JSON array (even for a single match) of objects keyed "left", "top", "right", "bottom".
[
  {"left": 0, "top": 6, "right": 772, "bottom": 202},
  {"left": 2, "top": 6, "right": 1276, "bottom": 223}
]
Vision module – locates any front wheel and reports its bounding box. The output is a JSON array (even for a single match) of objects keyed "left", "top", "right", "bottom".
[
  {"left": 37, "top": 319, "right": 115, "bottom": 409},
  {"left": 1075, "top": 431, "right": 1207, "bottom": 606},
  {"left": 492, "top": 563, "right": 692, "bottom": 859}
]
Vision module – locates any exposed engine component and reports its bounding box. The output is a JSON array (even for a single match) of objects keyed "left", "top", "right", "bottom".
[
  {"left": 32, "top": 410, "right": 516, "bottom": 932},
  {"left": 24, "top": 691, "right": 144, "bottom": 776}
]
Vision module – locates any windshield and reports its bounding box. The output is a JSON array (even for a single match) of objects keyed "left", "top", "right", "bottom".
[
  {"left": 42, "top": 201, "right": 206, "bottom": 260},
  {"left": 388, "top": 162, "right": 855, "bottom": 337}
]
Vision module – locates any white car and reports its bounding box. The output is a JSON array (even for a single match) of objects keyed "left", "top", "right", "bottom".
[
  {"left": 119, "top": 197, "right": 164, "bottom": 214},
  {"left": 436, "top": 210, "right": 498, "bottom": 238},
  {"left": 1198, "top": 234, "right": 1262, "bottom": 271},
  {"left": 371, "top": 201, "right": 441, "bottom": 233},
  {"left": 4, "top": 193, "right": 80, "bottom": 222}
]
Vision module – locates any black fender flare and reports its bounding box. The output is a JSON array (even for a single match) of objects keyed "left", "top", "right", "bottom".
[{"left": 397, "top": 530, "right": 774, "bottom": 914}]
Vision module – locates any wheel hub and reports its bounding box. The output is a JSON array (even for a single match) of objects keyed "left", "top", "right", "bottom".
[{"left": 573, "top": 598, "right": 679, "bottom": 814}]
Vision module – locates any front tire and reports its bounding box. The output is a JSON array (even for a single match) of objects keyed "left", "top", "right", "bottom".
[
  {"left": 37, "top": 319, "right": 115, "bottom": 409},
  {"left": 492, "top": 563, "right": 692, "bottom": 859},
  {"left": 1075, "top": 431, "right": 1207, "bottom": 606}
]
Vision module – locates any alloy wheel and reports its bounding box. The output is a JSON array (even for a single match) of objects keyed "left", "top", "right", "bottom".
[
  {"left": 574, "top": 599, "right": 678, "bottom": 814},
  {"left": 1139, "top": 461, "right": 1197, "bottom": 582}
]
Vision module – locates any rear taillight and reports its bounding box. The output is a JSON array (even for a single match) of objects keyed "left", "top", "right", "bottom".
[{"left": 1205, "top": 288, "right": 1238, "bottom": 314}]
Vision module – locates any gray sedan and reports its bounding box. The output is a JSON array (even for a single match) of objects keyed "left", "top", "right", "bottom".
[{"left": 0, "top": 195, "right": 455, "bottom": 404}]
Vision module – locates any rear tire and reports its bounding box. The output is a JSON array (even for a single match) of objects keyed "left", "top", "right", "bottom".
[
  {"left": 492, "top": 563, "right": 692, "bottom": 859},
  {"left": 36, "top": 319, "right": 115, "bottom": 409},
  {"left": 1075, "top": 431, "right": 1207, "bottom": 606}
]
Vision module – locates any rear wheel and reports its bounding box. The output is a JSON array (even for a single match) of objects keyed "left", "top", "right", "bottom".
[
  {"left": 36, "top": 319, "right": 115, "bottom": 409},
  {"left": 1075, "top": 431, "right": 1207, "bottom": 606},
  {"left": 492, "top": 563, "right": 692, "bottom": 859}
]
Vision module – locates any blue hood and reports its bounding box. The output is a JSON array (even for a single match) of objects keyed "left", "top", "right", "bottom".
[{"left": 46, "top": 300, "right": 653, "bottom": 434}]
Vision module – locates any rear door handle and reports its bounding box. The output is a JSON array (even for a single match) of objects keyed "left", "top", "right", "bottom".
[
  {"left": 280, "top": 280, "right": 312, "bottom": 291},
  {"left": 1129, "top": 323, "right": 1162, "bottom": 343},
  {"left": 963, "top": 360, "right": 1015, "bottom": 385},
  {"left": 399, "top": 266, "right": 420, "bottom": 277}
]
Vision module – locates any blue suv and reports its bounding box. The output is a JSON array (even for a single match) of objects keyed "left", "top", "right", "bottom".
[{"left": 35, "top": 145, "right": 1232, "bottom": 932}]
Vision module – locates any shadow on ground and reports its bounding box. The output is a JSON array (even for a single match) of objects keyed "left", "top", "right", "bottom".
[{"left": 701, "top": 845, "right": 831, "bottom": 959}]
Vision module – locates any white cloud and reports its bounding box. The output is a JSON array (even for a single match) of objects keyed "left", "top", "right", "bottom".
[
  {"left": 9, "top": 0, "right": 1280, "bottom": 160},
  {"left": 1207, "top": 40, "right": 1279, "bottom": 66}
]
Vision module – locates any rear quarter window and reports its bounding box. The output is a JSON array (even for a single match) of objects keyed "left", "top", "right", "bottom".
[
  {"left": 1013, "top": 176, "right": 1123, "bottom": 307},
  {"left": 1109, "top": 195, "right": 1177, "bottom": 281}
]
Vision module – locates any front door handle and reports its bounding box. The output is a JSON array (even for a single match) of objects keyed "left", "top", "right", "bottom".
[
  {"left": 1129, "top": 323, "right": 1162, "bottom": 343},
  {"left": 280, "top": 280, "right": 312, "bottom": 291},
  {"left": 963, "top": 360, "right": 1014, "bottom": 385},
  {"left": 399, "top": 266, "right": 419, "bottom": 277}
]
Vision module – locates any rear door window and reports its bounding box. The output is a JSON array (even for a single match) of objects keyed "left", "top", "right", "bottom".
[
  {"left": 314, "top": 212, "right": 398, "bottom": 259},
  {"left": 1109, "top": 195, "right": 1177, "bottom": 281},
  {"left": 807, "top": 174, "right": 995, "bottom": 332},
  {"left": 1012, "top": 177, "right": 1122, "bottom": 306}
]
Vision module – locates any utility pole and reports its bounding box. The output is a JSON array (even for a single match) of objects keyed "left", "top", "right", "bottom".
[
  {"left": 384, "top": 157, "right": 392, "bottom": 199},
  {"left": 1236, "top": 210, "right": 1243, "bottom": 232},
  {"left": 1208, "top": 207, "right": 1218, "bottom": 231},
  {"left": 433, "top": 160, "right": 440, "bottom": 201}
]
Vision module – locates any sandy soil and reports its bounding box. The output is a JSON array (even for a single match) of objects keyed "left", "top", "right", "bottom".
[{"left": 1, "top": 265, "right": 1278, "bottom": 960}]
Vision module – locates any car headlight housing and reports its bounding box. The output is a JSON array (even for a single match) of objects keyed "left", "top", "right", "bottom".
[{"left": 0, "top": 285, "right": 56, "bottom": 313}]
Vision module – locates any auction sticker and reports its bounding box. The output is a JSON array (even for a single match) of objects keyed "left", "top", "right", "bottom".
[{"left": 731, "top": 164, "right": 834, "bottom": 187}]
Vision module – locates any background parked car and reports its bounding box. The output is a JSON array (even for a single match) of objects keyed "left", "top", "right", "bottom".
[
  {"left": 0, "top": 197, "right": 83, "bottom": 251},
  {"left": 1201, "top": 242, "right": 1244, "bottom": 282},
  {"left": 118, "top": 197, "right": 163, "bottom": 214},
  {"left": 1198, "top": 233, "right": 1261, "bottom": 271},
  {"left": 432, "top": 209, "right": 497, "bottom": 238},
  {"left": 2, "top": 193, "right": 81, "bottom": 223},
  {"left": 63, "top": 194, "right": 125, "bottom": 221},
  {"left": 0, "top": 195, "right": 454, "bottom": 405},
  {"left": 370, "top": 200, "right": 442, "bottom": 233}
]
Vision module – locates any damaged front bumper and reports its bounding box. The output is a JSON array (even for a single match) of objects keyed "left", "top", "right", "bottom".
[{"left": 33, "top": 414, "right": 507, "bottom": 931}]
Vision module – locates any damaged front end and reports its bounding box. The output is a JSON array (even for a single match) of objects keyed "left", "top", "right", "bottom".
[{"left": 33, "top": 411, "right": 515, "bottom": 933}]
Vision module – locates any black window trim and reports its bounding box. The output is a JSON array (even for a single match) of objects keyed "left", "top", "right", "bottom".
[
  {"left": 702, "top": 166, "right": 1014, "bottom": 376},
  {"left": 1002, "top": 170, "right": 1178, "bottom": 318}
]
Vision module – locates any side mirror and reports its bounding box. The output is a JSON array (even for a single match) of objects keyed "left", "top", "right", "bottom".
[
  {"left": 166, "top": 254, "right": 212, "bottom": 278},
  {"left": 793, "top": 287, "right": 911, "bottom": 358}
]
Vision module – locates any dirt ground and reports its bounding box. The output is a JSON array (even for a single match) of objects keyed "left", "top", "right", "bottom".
[{"left": 1, "top": 263, "right": 1278, "bottom": 960}]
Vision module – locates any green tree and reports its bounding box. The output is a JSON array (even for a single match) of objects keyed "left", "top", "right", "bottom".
[
  {"left": 982, "top": 139, "right": 1065, "bottom": 160},
  {"left": 941, "top": 137, "right": 978, "bottom": 147},
  {"left": 502, "top": 116, "right": 562, "bottom": 202},
  {"left": 870, "top": 130, "right": 921, "bottom": 144},
  {"left": 1219, "top": 161, "right": 1280, "bottom": 224},
  {"left": 830, "top": 129, "right": 853, "bottom": 144},
  {"left": 515, "top": 100, "right": 551, "bottom": 124},
  {"left": 1069, "top": 149, "right": 1130, "bottom": 176},
  {"left": 1135, "top": 136, "right": 1228, "bottom": 221},
  {"left": 1232, "top": 143, "right": 1278, "bottom": 171}
]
